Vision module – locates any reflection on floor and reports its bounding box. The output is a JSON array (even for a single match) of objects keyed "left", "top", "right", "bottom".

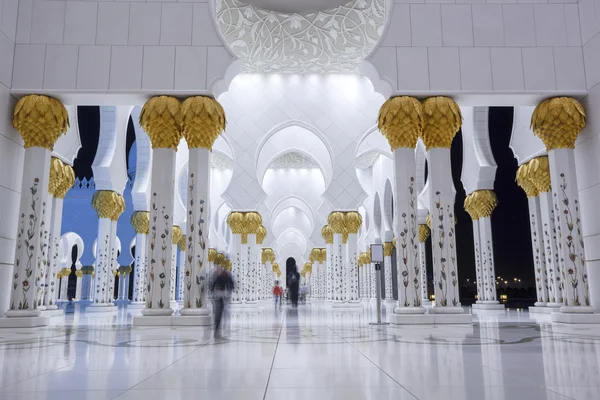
[{"left": 0, "top": 304, "right": 599, "bottom": 400}]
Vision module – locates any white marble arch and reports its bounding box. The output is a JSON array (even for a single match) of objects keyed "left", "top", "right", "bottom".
[
  {"left": 92, "top": 106, "right": 132, "bottom": 196},
  {"left": 278, "top": 227, "right": 308, "bottom": 254},
  {"left": 255, "top": 121, "right": 334, "bottom": 188},
  {"left": 270, "top": 196, "right": 315, "bottom": 237},
  {"left": 59, "top": 232, "right": 85, "bottom": 269},
  {"left": 510, "top": 107, "right": 546, "bottom": 167},
  {"left": 130, "top": 106, "right": 152, "bottom": 212},
  {"left": 52, "top": 105, "right": 81, "bottom": 166},
  {"left": 461, "top": 107, "right": 497, "bottom": 195},
  {"left": 272, "top": 207, "right": 313, "bottom": 244}
]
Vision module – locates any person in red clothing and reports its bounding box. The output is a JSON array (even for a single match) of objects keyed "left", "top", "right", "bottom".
[{"left": 273, "top": 280, "right": 283, "bottom": 308}]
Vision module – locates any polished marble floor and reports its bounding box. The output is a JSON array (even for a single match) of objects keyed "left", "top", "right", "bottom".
[{"left": 1, "top": 304, "right": 600, "bottom": 400}]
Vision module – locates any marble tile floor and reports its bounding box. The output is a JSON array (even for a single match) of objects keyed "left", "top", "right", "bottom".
[{"left": 0, "top": 305, "right": 600, "bottom": 400}]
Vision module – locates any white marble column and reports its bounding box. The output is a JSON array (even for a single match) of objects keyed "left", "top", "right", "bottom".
[
  {"left": 130, "top": 212, "right": 149, "bottom": 307},
  {"left": 89, "top": 191, "right": 123, "bottom": 311},
  {"left": 81, "top": 267, "right": 94, "bottom": 302},
  {"left": 345, "top": 212, "right": 361, "bottom": 303},
  {"left": 75, "top": 270, "right": 83, "bottom": 301},
  {"left": 328, "top": 213, "right": 345, "bottom": 303},
  {"left": 107, "top": 219, "right": 121, "bottom": 303},
  {"left": 421, "top": 97, "right": 464, "bottom": 316},
  {"left": 44, "top": 160, "right": 75, "bottom": 310},
  {"left": 169, "top": 226, "right": 181, "bottom": 309},
  {"left": 531, "top": 98, "right": 597, "bottom": 322},
  {"left": 322, "top": 226, "right": 334, "bottom": 302},
  {"left": 383, "top": 242, "right": 394, "bottom": 304},
  {"left": 246, "top": 233, "right": 259, "bottom": 303},
  {"left": 5, "top": 97, "right": 70, "bottom": 321},
  {"left": 227, "top": 212, "right": 244, "bottom": 304},
  {"left": 177, "top": 235, "right": 185, "bottom": 303},
  {"left": 137, "top": 96, "right": 182, "bottom": 318},
  {"left": 465, "top": 190, "right": 503, "bottom": 309},
  {"left": 418, "top": 226, "right": 431, "bottom": 305}
]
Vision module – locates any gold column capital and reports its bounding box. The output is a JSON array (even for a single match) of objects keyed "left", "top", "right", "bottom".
[
  {"left": 181, "top": 96, "right": 226, "bottom": 149},
  {"left": 172, "top": 226, "right": 182, "bottom": 246},
  {"left": 257, "top": 225, "right": 267, "bottom": 244},
  {"left": 214, "top": 252, "right": 224, "bottom": 266},
  {"left": 516, "top": 162, "right": 540, "bottom": 198},
  {"left": 139, "top": 96, "right": 182, "bottom": 150},
  {"left": 208, "top": 248, "right": 217, "bottom": 262},
  {"left": 321, "top": 225, "right": 333, "bottom": 244},
  {"left": 378, "top": 96, "right": 423, "bottom": 150},
  {"left": 13, "top": 95, "right": 69, "bottom": 150},
  {"left": 531, "top": 97, "right": 586, "bottom": 150},
  {"left": 227, "top": 212, "right": 245, "bottom": 235},
  {"left": 425, "top": 213, "right": 431, "bottom": 229},
  {"left": 130, "top": 211, "right": 150, "bottom": 234},
  {"left": 55, "top": 163, "right": 75, "bottom": 199},
  {"left": 92, "top": 190, "right": 123, "bottom": 220},
  {"left": 178, "top": 235, "right": 186, "bottom": 252},
  {"left": 383, "top": 242, "right": 394, "bottom": 256},
  {"left": 48, "top": 157, "right": 65, "bottom": 196},
  {"left": 468, "top": 190, "right": 498, "bottom": 219},
  {"left": 528, "top": 156, "right": 552, "bottom": 193},
  {"left": 243, "top": 212, "right": 263, "bottom": 235},
  {"left": 344, "top": 211, "right": 362, "bottom": 234},
  {"left": 418, "top": 224, "right": 430, "bottom": 243},
  {"left": 328, "top": 211, "right": 346, "bottom": 234},
  {"left": 421, "top": 97, "right": 462, "bottom": 150}
]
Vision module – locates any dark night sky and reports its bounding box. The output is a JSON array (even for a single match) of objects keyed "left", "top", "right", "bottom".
[{"left": 73, "top": 106, "right": 534, "bottom": 287}]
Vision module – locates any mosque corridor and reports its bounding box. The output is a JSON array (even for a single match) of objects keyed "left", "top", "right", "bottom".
[{"left": 0, "top": 306, "right": 598, "bottom": 400}]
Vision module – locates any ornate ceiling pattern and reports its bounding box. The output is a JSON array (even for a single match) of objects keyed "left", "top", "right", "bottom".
[
  {"left": 268, "top": 151, "right": 320, "bottom": 169},
  {"left": 215, "top": 0, "right": 386, "bottom": 73}
]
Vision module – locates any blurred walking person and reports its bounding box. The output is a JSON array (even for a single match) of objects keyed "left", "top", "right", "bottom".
[
  {"left": 273, "top": 280, "right": 283, "bottom": 308},
  {"left": 288, "top": 266, "right": 300, "bottom": 308},
  {"left": 211, "top": 265, "right": 234, "bottom": 339}
]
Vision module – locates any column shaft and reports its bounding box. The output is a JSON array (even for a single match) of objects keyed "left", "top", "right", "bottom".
[
  {"left": 478, "top": 217, "right": 498, "bottom": 302},
  {"left": 346, "top": 233, "right": 359, "bottom": 301},
  {"left": 332, "top": 233, "right": 343, "bottom": 301},
  {"left": 428, "top": 148, "right": 462, "bottom": 313},
  {"left": 472, "top": 220, "right": 484, "bottom": 302},
  {"left": 230, "top": 234, "right": 242, "bottom": 303},
  {"left": 539, "top": 191, "right": 563, "bottom": 306},
  {"left": 132, "top": 233, "right": 148, "bottom": 304},
  {"left": 92, "top": 218, "right": 113, "bottom": 305},
  {"left": 6, "top": 148, "right": 51, "bottom": 317},
  {"left": 142, "top": 148, "right": 176, "bottom": 315},
  {"left": 44, "top": 196, "right": 64, "bottom": 309},
  {"left": 528, "top": 196, "right": 549, "bottom": 306},
  {"left": 418, "top": 241, "right": 428, "bottom": 303}
]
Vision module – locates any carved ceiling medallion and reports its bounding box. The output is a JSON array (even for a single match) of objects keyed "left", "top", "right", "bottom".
[{"left": 215, "top": 0, "right": 386, "bottom": 73}]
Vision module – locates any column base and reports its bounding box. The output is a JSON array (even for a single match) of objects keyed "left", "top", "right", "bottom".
[
  {"left": 128, "top": 302, "right": 146, "bottom": 309},
  {"left": 86, "top": 304, "right": 118, "bottom": 313},
  {"left": 389, "top": 313, "right": 472, "bottom": 325},
  {"left": 179, "top": 308, "right": 210, "bottom": 316},
  {"left": 140, "top": 308, "right": 174, "bottom": 316},
  {"left": 133, "top": 315, "right": 173, "bottom": 326},
  {"left": 169, "top": 301, "right": 179, "bottom": 310},
  {"left": 430, "top": 305, "right": 465, "bottom": 314},
  {"left": 0, "top": 316, "right": 49, "bottom": 328},
  {"left": 330, "top": 301, "right": 362, "bottom": 310},
  {"left": 559, "top": 306, "right": 596, "bottom": 314},
  {"left": 547, "top": 302, "right": 563, "bottom": 308},
  {"left": 534, "top": 302, "right": 547, "bottom": 307},
  {"left": 383, "top": 299, "right": 397, "bottom": 307},
  {"left": 394, "top": 306, "right": 426, "bottom": 315},
  {"left": 39, "top": 309, "right": 64, "bottom": 317},
  {"left": 172, "top": 315, "right": 212, "bottom": 326},
  {"left": 472, "top": 303, "right": 505, "bottom": 310},
  {"left": 115, "top": 300, "right": 130, "bottom": 307},
  {"left": 551, "top": 312, "right": 600, "bottom": 324},
  {"left": 529, "top": 306, "right": 553, "bottom": 314},
  {"left": 4, "top": 310, "right": 41, "bottom": 318}
]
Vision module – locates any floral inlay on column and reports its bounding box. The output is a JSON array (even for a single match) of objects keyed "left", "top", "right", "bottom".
[
  {"left": 321, "top": 225, "right": 334, "bottom": 301},
  {"left": 420, "top": 97, "right": 463, "bottom": 314},
  {"left": 139, "top": 96, "right": 182, "bottom": 316},
  {"left": 465, "top": 190, "right": 500, "bottom": 305},
  {"left": 178, "top": 96, "right": 225, "bottom": 316},
  {"left": 531, "top": 98, "right": 593, "bottom": 313},
  {"left": 344, "top": 212, "right": 362, "bottom": 302},
  {"left": 417, "top": 225, "right": 430, "bottom": 303},
  {"left": 516, "top": 162, "right": 549, "bottom": 307},
  {"left": 130, "top": 211, "right": 150, "bottom": 304},
  {"left": 7, "top": 95, "right": 69, "bottom": 318},
  {"left": 328, "top": 212, "right": 346, "bottom": 302},
  {"left": 378, "top": 96, "right": 424, "bottom": 314}
]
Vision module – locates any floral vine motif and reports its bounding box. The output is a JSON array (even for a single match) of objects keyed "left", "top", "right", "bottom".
[
  {"left": 147, "top": 194, "right": 158, "bottom": 308},
  {"left": 474, "top": 241, "right": 482, "bottom": 299},
  {"left": 194, "top": 198, "right": 206, "bottom": 309},
  {"left": 435, "top": 192, "right": 449, "bottom": 306},
  {"left": 448, "top": 206, "right": 458, "bottom": 306},
  {"left": 36, "top": 200, "right": 48, "bottom": 307},
  {"left": 574, "top": 198, "right": 590, "bottom": 306},
  {"left": 552, "top": 203, "right": 565, "bottom": 303},
  {"left": 486, "top": 241, "right": 494, "bottom": 300},
  {"left": 409, "top": 177, "right": 421, "bottom": 307},
  {"left": 558, "top": 173, "right": 586, "bottom": 306},
  {"left": 400, "top": 212, "right": 410, "bottom": 306},
  {"left": 12, "top": 178, "right": 41, "bottom": 310},
  {"left": 157, "top": 203, "right": 170, "bottom": 309},
  {"left": 543, "top": 220, "right": 556, "bottom": 302},
  {"left": 215, "top": 0, "right": 386, "bottom": 73},
  {"left": 531, "top": 214, "right": 544, "bottom": 302}
]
